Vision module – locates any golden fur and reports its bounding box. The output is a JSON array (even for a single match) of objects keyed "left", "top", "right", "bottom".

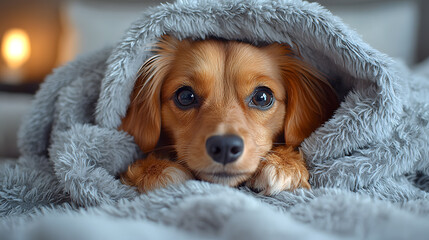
[{"left": 120, "top": 36, "right": 338, "bottom": 195}]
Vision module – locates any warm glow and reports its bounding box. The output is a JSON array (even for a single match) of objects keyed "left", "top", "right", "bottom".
[{"left": 2, "top": 29, "right": 31, "bottom": 69}]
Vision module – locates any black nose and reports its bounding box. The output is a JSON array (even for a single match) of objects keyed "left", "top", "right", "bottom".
[{"left": 206, "top": 135, "right": 244, "bottom": 165}]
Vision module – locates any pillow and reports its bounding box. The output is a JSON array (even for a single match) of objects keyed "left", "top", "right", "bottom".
[
  {"left": 59, "top": 0, "right": 419, "bottom": 65},
  {"left": 57, "top": 0, "right": 171, "bottom": 64}
]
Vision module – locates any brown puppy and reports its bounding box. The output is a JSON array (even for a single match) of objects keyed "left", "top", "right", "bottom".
[{"left": 120, "top": 36, "right": 338, "bottom": 195}]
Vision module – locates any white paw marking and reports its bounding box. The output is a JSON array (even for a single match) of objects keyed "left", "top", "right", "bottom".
[
  {"left": 249, "top": 163, "right": 300, "bottom": 195},
  {"left": 162, "top": 166, "right": 193, "bottom": 185}
]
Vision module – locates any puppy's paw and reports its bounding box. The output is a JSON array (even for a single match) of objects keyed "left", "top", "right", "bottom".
[
  {"left": 246, "top": 148, "right": 310, "bottom": 195},
  {"left": 121, "top": 155, "right": 193, "bottom": 193}
]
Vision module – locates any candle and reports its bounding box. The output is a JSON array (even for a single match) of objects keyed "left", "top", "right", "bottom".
[{"left": 1, "top": 28, "right": 31, "bottom": 83}]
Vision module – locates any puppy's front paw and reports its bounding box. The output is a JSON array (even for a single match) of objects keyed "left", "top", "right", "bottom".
[
  {"left": 246, "top": 148, "right": 310, "bottom": 195},
  {"left": 121, "top": 155, "right": 193, "bottom": 193}
]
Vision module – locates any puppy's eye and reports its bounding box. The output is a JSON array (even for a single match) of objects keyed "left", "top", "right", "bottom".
[
  {"left": 174, "top": 86, "right": 198, "bottom": 109},
  {"left": 249, "top": 87, "right": 274, "bottom": 110}
]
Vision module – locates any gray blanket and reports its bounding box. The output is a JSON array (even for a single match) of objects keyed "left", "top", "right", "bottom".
[{"left": 1, "top": 0, "right": 429, "bottom": 239}]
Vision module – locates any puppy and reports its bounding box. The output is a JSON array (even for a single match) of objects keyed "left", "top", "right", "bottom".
[{"left": 120, "top": 36, "right": 338, "bottom": 195}]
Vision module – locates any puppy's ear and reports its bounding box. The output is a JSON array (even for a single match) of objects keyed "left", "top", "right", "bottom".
[
  {"left": 265, "top": 43, "right": 339, "bottom": 147},
  {"left": 120, "top": 35, "right": 181, "bottom": 153}
]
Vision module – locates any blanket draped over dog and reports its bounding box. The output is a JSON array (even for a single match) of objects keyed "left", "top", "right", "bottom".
[{"left": 2, "top": 0, "right": 429, "bottom": 239}]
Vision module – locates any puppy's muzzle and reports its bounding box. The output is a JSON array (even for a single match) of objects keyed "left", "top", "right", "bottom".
[{"left": 206, "top": 135, "right": 244, "bottom": 165}]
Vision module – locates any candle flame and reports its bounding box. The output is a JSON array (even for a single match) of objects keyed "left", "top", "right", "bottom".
[{"left": 2, "top": 29, "right": 31, "bottom": 69}]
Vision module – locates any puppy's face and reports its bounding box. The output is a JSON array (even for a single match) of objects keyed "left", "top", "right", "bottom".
[
  {"left": 121, "top": 36, "right": 337, "bottom": 186},
  {"left": 160, "top": 40, "right": 286, "bottom": 185}
]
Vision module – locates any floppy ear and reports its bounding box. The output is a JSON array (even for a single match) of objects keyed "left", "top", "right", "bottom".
[
  {"left": 265, "top": 44, "right": 339, "bottom": 147},
  {"left": 120, "top": 35, "right": 180, "bottom": 153}
]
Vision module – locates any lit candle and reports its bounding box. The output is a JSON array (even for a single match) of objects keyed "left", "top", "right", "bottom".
[{"left": 1, "top": 28, "right": 31, "bottom": 83}]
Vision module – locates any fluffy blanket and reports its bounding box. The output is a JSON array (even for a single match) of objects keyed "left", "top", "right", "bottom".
[{"left": 2, "top": 0, "right": 429, "bottom": 239}]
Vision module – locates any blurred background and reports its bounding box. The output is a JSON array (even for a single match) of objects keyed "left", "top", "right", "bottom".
[{"left": 0, "top": 0, "right": 428, "bottom": 158}]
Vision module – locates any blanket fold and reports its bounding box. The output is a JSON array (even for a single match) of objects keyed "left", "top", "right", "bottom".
[{"left": 2, "top": 0, "right": 429, "bottom": 239}]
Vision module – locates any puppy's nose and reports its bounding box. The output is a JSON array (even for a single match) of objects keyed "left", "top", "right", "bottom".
[{"left": 206, "top": 135, "right": 244, "bottom": 165}]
